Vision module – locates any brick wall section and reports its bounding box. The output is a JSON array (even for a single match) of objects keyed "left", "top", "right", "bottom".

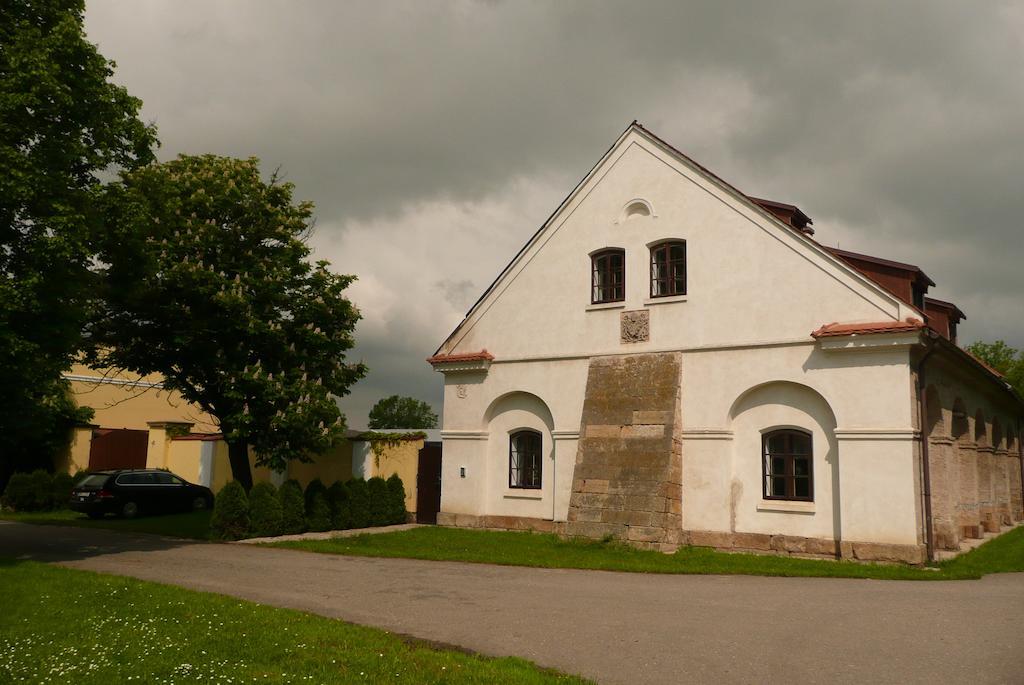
[{"left": 562, "top": 352, "right": 683, "bottom": 551}]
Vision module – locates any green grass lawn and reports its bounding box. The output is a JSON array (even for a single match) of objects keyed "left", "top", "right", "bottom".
[
  {"left": 0, "top": 509, "right": 211, "bottom": 539},
  {"left": 0, "top": 558, "right": 588, "bottom": 684},
  {"left": 269, "top": 524, "right": 1024, "bottom": 581}
]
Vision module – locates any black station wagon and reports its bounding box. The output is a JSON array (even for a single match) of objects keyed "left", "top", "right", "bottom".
[{"left": 69, "top": 469, "right": 214, "bottom": 519}]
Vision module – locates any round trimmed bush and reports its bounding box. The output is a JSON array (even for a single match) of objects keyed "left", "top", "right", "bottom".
[
  {"left": 366, "top": 477, "right": 389, "bottom": 526},
  {"left": 278, "top": 479, "right": 306, "bottom": 534},
  {"left": 327, "top": 480, "right": 352, "bottom": 530},
  {"left": 386, "top": 474, "right": 408, "bottom": 524},
  {"left": 52, "top": 473, "right": 75, "bottom": 510},
  {"left": 304, "top": 478, "right": 332, "bottom": 532},
  {"left": 27, "top": 470, "right": 55, "bottom": 511},
  {"left": 210, "top": 481, "right": 250, "bottom": 540},
  {"left": 248, "top": 481, "right": 283, "bottom": 537},
  {"left": 2, "top": 472, "right": 34, "bottom": 511},
  {"left": 346, "top": 478, "right": 370, "bottom": 529}
]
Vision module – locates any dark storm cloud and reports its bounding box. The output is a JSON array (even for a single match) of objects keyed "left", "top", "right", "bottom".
[{"left": 85, "top": 1, "right": 1024, "bottom": 424}]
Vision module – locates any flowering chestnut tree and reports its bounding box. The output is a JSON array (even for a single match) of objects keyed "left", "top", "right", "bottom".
[{"left": 91, "top": 155, "right": 366, "bottom": 489}]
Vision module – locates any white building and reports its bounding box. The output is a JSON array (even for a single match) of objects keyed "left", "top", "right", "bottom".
[{"left": 429, "top": 122, "right": 1023, "bottom": 563}]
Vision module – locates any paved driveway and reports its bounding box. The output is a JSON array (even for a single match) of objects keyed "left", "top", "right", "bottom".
[{"left": 2, "top": 521, "right": 1022, "bottom": 684}]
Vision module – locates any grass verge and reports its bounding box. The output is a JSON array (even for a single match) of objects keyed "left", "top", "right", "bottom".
[
  {"left": 0, "top": 558, "right": 588, "bottom": 684},
  {"left": 269, "top": 524, "right": 1024, "bottom": 581},
  {"left": 0, "top": 509, "right": 211, "bottom": 539}
]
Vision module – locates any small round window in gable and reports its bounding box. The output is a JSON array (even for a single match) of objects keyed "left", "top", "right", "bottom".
[{"left": 617, "top": 198, "right": 655, "bottom": 223}]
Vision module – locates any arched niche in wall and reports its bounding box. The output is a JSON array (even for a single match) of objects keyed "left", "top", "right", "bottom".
[
  {"left": 974, "top": 409, "right": 989, "bottom": 447},
  {"left": 727, "top": 380, "right": 841, "bottom": 539},
  {"left": 615, "top": 198, "right": 656, "bottom": 224},
  {"left": 925, "top": 385, "right": 944, "bottom": 437},
  {"left": 951, "top": 398, "right": 969, "bottom": 442}
]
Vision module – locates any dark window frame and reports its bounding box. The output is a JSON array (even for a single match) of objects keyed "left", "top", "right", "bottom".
[
  {"left": 761, "top": 429, "right": 813, "bottom": 502},
  {"left": 591, "top": 248, "right": 625, "bottom": 304},
  {"left": 649, "top": 240, "right": 687, "bottom": 298},
  {"left": 509, "top": 429, "right": 542, "bottom": 490}
]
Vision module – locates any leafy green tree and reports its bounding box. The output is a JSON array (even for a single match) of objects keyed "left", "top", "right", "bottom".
[
  {"left": 91, "top": 155, "right": 366, "bottom": 489},
  {"left": 966, "top": 340, "right": 1024, "bottom": 396},
  {"left": 0, "top": 0, "right": 155, "bottom": 486},
  {"left": 367, "top": 395, "right": 438, "bottom": 429}
]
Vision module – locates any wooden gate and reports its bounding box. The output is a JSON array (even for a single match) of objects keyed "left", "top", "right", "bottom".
[
  {"left": 88, "top": 429, "right": 149, "bottom": 471},
  {"left": 415, "top": 443, "right": 442, "bottom": 524}
]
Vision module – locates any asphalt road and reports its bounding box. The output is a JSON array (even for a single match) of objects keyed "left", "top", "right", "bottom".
[{"left": 2, "top": 521, "right": 1022, "bottom": 684}]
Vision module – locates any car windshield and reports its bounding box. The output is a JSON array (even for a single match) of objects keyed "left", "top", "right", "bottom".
[{"left": 77, "top": 475, "right": 108, "bottom": 489}]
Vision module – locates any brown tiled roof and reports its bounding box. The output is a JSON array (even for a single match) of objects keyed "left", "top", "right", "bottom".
[
  {"left": 924, "top": 296, "right": 966, "bottom": 321},
  {"left": 427, "top": 349, "right": 495, "bottom": 365},
  {"left": 823, "top": 247, "right": 936, "bottom": 288},
  {"left": 812, "top": 319, "right": 925, "bottom": 338}
]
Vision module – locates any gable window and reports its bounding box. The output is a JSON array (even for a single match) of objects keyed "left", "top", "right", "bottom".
[
  {"left": 509, "top": 430, "right": 542, "bottom": 489},
  {"left": 591, "top": 249, "right": 625, "bottom": 304},
  {"left": 650, "top": 240, "right": 686, "bottom": 297},
  {"left": 762, "top": 429, "right": 813, "bottom": 501}
]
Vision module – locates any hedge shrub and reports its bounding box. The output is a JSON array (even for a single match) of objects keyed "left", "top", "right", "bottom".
[
  {"left": 386, "top": 473, "right": 408, "bottom": 524},
  {"left": 2, "top": 472, "right": 35, "bottom": 511},
  {"left": 327, "top": 480, "right": 351, "bottom": 531},
  {"left": 52, "top": 473, "right": 76, "bottom": 509},
  {"left": 248, "top": 482, "right": 283, "bottom": 537},
  {"left": 366, "top": 477, "right": 390, "bottom": 526},
  {"left": 304, "top": 478, "right": 332, "bottom": 532},
  {"left": 278, "top": 479, "right": 306, "bottom": 534},
  {"left": 210, "top": 481, "right": 250, "bottom": 540},
  {"left": 346, "top": 478, "right": 371, "bottom": 529}
]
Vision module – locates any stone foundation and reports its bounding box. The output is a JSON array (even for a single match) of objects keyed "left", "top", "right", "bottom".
[
  {"left": 561, "top": 352, "right": 683, "bottom": 550},
  {"left": 437, "top": 513, "right": 928, "bottom": 564}
]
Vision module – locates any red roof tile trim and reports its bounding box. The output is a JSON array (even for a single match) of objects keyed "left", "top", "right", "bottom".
[
  {"left": 812, "top": 319, "right": 925, "bottom": 338},
  {"left": 427, "top": 350, "right": 495, "bottom": 365}
]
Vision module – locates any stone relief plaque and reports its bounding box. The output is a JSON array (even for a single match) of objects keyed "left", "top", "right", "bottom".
[
  {"left": 620, "top": 309, "right": 649, "bottom": 344},
  {"left": 456, "top": 384, "right": 468, "bottom": 399}
]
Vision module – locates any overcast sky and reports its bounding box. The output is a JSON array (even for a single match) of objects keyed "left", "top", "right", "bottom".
[{"left": 84, "top": 1, "right": 1024, "bottom": 427}]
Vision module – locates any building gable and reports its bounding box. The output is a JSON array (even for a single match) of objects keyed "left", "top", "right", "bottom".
[{"left": 435, "top": 123, "right": 915, "bottom": 361}]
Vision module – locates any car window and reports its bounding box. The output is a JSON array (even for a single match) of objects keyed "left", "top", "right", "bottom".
[
  {"left": 115, "top": 473, "right": 138, "bottom": 485},
  {"left": 78, "top": 474, "right": 109, "bottom": 488},
  {"left": 153, "top": 472, "right": 181, "bottom": 485}
]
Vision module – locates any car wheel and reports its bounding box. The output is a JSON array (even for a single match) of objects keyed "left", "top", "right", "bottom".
[
  {"left": 121, "top": 501, "right": 139, "bottom": 519},
  {"left": 192, "top": 496, "right": 208, "bottom": 511},
  {"left": 87, "top": 512, "right": 104, "bottom": 520}
]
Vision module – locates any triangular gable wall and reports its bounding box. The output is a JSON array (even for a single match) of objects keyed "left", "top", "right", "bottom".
[{"left": 436, "top": 123, "right": 913, "bottom": 357}]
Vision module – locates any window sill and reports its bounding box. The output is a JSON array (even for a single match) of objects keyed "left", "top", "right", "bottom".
[
  {"left": 757, "top": 500, "right": 815, "bottom": 513},
  {"left": 644, "top": 294, "right": 688, "bottom": 306},
  {"left": 585, "top": 301, "right": 626, "bottom": 311},
  {"left": 503, "top": 491, "right": 543, "bottom": 501}
]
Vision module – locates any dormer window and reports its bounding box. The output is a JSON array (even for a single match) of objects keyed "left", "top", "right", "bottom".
[
  {"left": 650, "top": 240, "right": 686, "bottom": 298},
  {"left": 591, "top": 249, "right": 625, "bottom": 304}
]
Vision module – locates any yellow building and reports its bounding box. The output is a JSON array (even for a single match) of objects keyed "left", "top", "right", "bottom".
[{"left": 60, "top": 365, "right": 440, "bottom": 520}]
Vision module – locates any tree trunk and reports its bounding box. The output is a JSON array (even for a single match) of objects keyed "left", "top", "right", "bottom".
[{"left": 226, "top": 439, "right": 253, "bottom": 491}]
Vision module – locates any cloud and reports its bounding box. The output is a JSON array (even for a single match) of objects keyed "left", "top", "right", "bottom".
[{"left": 83, "top": 1, "right": 1024, "bottom": 424}]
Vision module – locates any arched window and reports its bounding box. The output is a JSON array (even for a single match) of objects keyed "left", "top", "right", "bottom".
[
  {"left": 509, "top": 430, "right": 542, "bottom": 489},
  {"left": 649, "top": 240, "right": 686, "bottom": 298},
  {"left": 591, "top": 249, "right": 625, "bottom": 304},
  {"left": 762, "top": 429, "right": 813, "bottom": 501}
]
